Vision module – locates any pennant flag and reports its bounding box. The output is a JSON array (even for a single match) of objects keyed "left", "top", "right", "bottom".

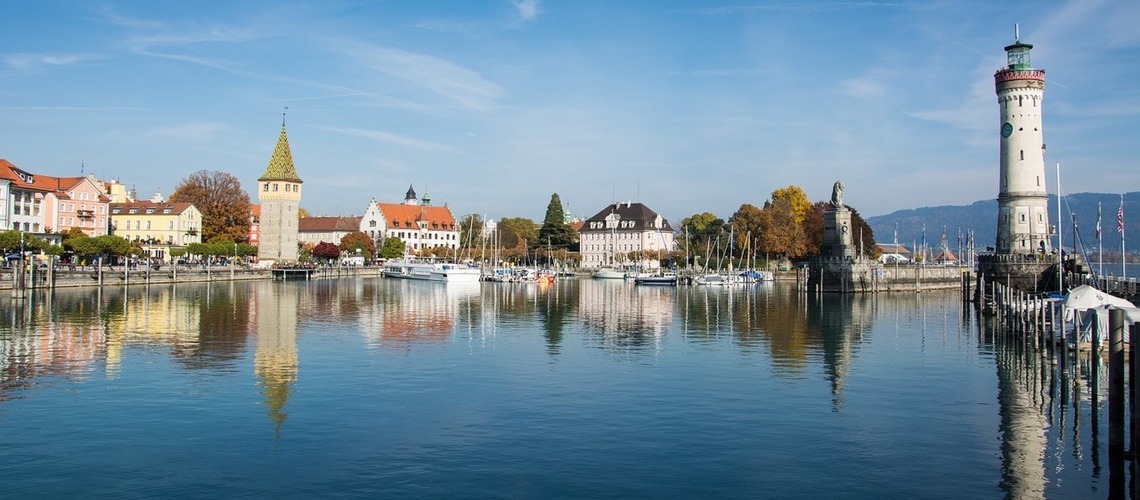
[{"left": 1096, "top": 203, "right": 1102, "bottom": 240}]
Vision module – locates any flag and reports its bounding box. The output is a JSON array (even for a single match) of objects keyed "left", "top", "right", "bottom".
[
  {"left": 1096, "top": 203, "right": 1102, "bottom": 240},
  {"left": 1119, "top": 196, "right": 1125, "bottom": 234}
]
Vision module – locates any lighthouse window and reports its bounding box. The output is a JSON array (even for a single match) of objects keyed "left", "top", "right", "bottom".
[
  {"left": 1018, "top": 96, "right": 1023, "bottom": 107},
  {"left": 1037, "top": 176, "right": 1040, "bottom": 186},
  {"left": 1020, "top": 150, "right": 1024, "bottom": 160}
]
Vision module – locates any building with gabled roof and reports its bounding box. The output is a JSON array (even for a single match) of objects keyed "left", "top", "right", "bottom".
[
  {"left": 257, "top": 119, "right": 303, "bottom": 263},
  {"left": 110, "top": 200, "right": 203, "bottom": 262},
  {"left": 299, "top": 216, "right": 362, "bottom": 247},
  {"left": 579, "top": 201, "right": 675, "bottom": 269},
  {"left": 360, "top": 185, "right": 460, "bottom": 258},
  {"left": 0, "top": 158, "right": 111, "bottom": 237}
]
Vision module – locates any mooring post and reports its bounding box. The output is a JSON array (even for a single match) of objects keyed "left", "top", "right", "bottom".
[
  {"left": 1131, "top": 321, "right": 1139, "bottom": 500},
  {"left": 1109, "top": 309, "right": 1125, "bottom": 460}
]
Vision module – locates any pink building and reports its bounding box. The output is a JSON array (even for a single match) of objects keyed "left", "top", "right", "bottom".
[{"left": 0, "top": 159, "right": 111, "bottom": 236}]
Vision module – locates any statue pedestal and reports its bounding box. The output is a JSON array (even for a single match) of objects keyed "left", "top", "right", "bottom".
[{"left": 808, "top": 205, "right": 877, "bottom": 293}]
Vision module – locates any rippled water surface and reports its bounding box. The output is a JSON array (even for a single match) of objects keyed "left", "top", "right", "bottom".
[{"left": 0, "top": 278, "right": 1117, "bottom": 498}]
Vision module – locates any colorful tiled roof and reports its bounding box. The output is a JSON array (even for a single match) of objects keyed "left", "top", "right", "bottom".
[{"left": 259, "top": 125, "right": 302, "bottom": 182}]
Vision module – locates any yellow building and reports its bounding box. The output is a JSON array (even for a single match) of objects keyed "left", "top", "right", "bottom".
[{"left": 110, "top": 201, "right": 203, "bottom": 262}]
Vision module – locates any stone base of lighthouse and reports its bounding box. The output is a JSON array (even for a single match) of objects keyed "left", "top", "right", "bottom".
[{"left": 976, "top": 253, "right": 1056, "bottom": 292}]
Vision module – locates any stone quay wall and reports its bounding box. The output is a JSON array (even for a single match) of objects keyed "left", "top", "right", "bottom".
[{"left": 1, "top": 265, "right": 385, "bottom": 291}]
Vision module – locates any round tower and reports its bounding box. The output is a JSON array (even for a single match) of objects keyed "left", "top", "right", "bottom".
[{"left": 994, "top": 32, "right": 1050, "bottom": 254}]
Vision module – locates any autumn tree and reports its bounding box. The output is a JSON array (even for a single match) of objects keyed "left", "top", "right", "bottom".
[
  {"left": 459, "top": 214, "right": 484, "bottom": 249},
  {"left": 168, "top": 170, "right": 251, "bottom": 243},
  {"left": 757, "top": 196, "right": 811, "bottom": 259},
  {"left": 537, "top": 193, "right": 575, "bottom": 250},
  {"left": 312, "top": 241, "right": 341, "bottom": 262},
  {"left": 769, "top": 185, "right": 813, "bottom": 225},
  {"left": 498, "top": 217, "right": 538, "bottom": 251},
  {"left": 339, "top": 231, "right": 375, "bottom": 259},
  {"left": 729, "top": 204, "right": 765, "bottom": 259}
]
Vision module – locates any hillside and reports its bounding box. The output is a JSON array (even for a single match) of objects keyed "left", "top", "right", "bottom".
[{"left": 867, "top": 192, "right": 1140, "bottom": 254}]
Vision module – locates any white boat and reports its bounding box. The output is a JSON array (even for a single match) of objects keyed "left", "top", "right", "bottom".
[
  {"left": 591, "top": 267, "right": 625, "bottom": 279},
  {"left": 383, "top": 260, "right": 481, "bottom": 283},
  {"left": 695, "top": 273, "right": 727, "bottom": 286}
]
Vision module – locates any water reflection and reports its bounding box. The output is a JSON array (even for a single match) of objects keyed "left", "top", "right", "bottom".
[
  {"left": 252, "top": 281, "right": 299, "bottom": 438},
  {"left": 359, "top": 280, "right": 482, "bottom": 349},
  {"left": 581, "top": 280, "right": 674, "bottom": 350},
  {"left": 0, "top": 279, "right": 1122, "bottom": 497}
]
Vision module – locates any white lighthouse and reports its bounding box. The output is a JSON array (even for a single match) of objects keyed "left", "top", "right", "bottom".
[{"left": 994, "top": 29, "right": 1051, "bottom": 254}]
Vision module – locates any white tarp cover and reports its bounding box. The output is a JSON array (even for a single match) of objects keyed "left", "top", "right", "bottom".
[
  {"left": 1074, "top": 306, "right": 1140, "bottom": 344},
  {"left": 1062, "top": 286, "right": 1136, "bottom": 344},
  {"left": 1064, "top": 284, "right": 1136, "bottom": 311}
]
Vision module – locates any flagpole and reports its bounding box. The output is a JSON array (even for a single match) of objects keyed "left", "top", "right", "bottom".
[
  {"left": 1097, "top": 202, "right": 1103, "bottom": 279},
  {"left": 1056, "top": 161, "right": 1062, "bottom": 293}
]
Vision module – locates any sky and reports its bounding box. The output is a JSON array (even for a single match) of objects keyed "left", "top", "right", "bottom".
[{"left": 1, "top": 0, "right": 1138, "bottom": 226}]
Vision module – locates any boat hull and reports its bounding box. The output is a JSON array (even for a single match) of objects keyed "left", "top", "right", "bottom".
[{"left": 383, "top": 261, "right": 481, "bottom": 283}]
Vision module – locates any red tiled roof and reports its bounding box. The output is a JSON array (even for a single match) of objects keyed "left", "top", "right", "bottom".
[
  {"left": 0, "top": 158, "right": 111, "bottom": 201},
  {"left": 376, "top": 203, "right": 456, "bottom": 230},
  {"left": 299, "top": 216, "right": 362, "bottom": 232}
]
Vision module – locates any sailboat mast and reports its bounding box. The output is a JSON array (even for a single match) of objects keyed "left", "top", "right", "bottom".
[{"left": 1056, "top": 161, "right": 1062, "bottom": 292}]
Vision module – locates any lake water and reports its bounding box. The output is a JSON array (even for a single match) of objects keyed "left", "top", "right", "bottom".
[{"left": 0, "top": 278, "right": 1121, "bottom": 499}]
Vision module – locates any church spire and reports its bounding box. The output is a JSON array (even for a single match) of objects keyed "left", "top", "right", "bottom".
[{"left": 259, "top": 116, "right": 301, "bottom": 182}]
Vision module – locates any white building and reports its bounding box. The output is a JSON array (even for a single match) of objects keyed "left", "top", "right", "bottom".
[
  {"left": 579, "top": 201, "right": 675, "bottom": 269},
  {"left": 359, "top": 185, "right": 460, "bottom": 257}
]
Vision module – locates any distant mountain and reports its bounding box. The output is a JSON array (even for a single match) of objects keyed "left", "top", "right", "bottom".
[{"left": 867, "top": 192, "right": 1140, "bottom": 254}]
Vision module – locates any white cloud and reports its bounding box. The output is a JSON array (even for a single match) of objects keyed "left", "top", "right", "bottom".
[{"left": 513, "top": 0, "right": 541, "bottom": 21}]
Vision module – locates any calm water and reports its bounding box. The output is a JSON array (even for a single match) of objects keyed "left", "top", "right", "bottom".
[{"left": 0, "top": 278, "right": 1117, "bottom": 499}]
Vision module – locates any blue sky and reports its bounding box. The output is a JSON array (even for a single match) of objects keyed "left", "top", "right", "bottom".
[{"left": 1, "top": 1, "right": 1137, "bottom": 226}]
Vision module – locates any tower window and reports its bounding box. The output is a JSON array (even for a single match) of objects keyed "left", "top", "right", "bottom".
[
  {"left": 273, "top": 183, "right": 279, "bottom": 192},
  {"left": 1020, "top": 150, "right": 1024, "bottom": 160},
  {"left": 263, "top": 183, "right": 269, "bottom": 192}
]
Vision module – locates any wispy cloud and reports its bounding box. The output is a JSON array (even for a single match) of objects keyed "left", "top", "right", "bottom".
[
  {"left": 328, "top": 40, "right": 507, "bottom": 110},
  {"left": 840, "top": 74, "right": 887, "bottom": 98},
  {"left": 3, "top": 53, "right": 97, "bottom": 71},
  {"left": 150, "top": 122, "right": 233, "bottom": 142},
  {"left": 513, "top": 0, "right": 541, "bottom": 21},
  {"left": 684, "top": 2, "right": 906, "bottom": 15},
  {"left": 317, "top": 126, "right": 458, "bottom": 152}
]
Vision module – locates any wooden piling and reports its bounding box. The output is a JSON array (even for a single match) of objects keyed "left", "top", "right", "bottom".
[{"left": 1109, "top": 309, "right": 1125, "bottom": 459}]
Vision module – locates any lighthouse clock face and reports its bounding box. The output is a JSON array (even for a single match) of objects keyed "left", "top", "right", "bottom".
[{"left": 1001, "top": 122, "right": 1013, "bottom": 138}]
